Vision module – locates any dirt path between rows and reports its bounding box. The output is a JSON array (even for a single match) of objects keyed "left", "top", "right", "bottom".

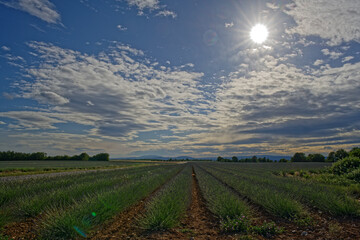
[
  {"left": 88, "top": 168, "right": 184, "bottom": 240},
  {"left": 199, "top": 165, "right": 360, "bottom": 240}
]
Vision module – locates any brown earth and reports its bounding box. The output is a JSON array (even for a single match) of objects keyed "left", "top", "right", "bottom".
[
  {"left": 197, "top": 165, "right": 360, "bottom": 240},
  {"left": 2, "top": 217, "right": 41, "bottom": 240},
  {"left": 2, "top": 164, "right": 360, "bottom": 240}
]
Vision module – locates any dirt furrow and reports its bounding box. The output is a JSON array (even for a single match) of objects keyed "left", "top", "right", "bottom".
[
  {"left": 198, "top": 165, "right": 360, "bottom": 240},
  {"left": 88, "top": 167, "right": 184, "bottom": 240},
  {"left": 145, "top": 166, "right": 233, "bottom": 240}
]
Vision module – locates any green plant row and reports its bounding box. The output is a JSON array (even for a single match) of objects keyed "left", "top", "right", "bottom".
[
  {"left": 141, "top": 165, "right": 192, "bottom": 230},
  {"left": 195, "top": 166, "right": 251, "bottom": 219},
  {"left": 209, "top": 164, "right": 360, "bottom": 217},
  {"left": 0, "top": 164, "right": 164, "bottom": 207},
  {"left": 39, "top": 164, "right": 183, "bottom": 239},
  {"left": 201, "top": 165, "right": 307, "bottom": 220}
]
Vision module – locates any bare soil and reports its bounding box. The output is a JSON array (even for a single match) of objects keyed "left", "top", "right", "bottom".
[
  {"left": 198, "top": 165, "right": 360, "bottom": 240},
  {"left": 2, "top": 165, "right": 360, "bottom": 240}
]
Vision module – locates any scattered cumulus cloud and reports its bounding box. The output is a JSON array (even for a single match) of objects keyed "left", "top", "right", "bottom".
[
  {"left": 284, "top": 0, "right": 360, "bottom": 45},
  {"left": 342, "top": 56, "right": 354, "bottom": 63},
  {"left": 0, "top": 0, "right": 61, "bottom": 24},
  {"left": 125, "top": 0, "right": 176, "bottom": 18},
  {"left": 9, "top": 41, "right": 206, "bottom": 140},
  {"left": 313, "top": 59, "right": 324, "bottom": 66},
  {"left": 155, "top": 10, "right": 177, "bottom": 18},
  {"left": 117, "top": 24, "right": 127, "bottom": 31},
  {"left": 1, "top": 46, "right": 10, "bottom": 51},
  {"left": 126, "top": 0, "right": 159, "bottom": 11},
  {"left": 225, "top": 22, "right": 234, "bottom": 28},
  {"left": 321, "top": 49, "right": 343, "bottom": 60}
]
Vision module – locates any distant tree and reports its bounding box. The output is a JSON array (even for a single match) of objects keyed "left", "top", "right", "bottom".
[
  {"left": 291, "top": 152, "right": 307, "bottom": 162},
  {"left": 217, "top": 156, "right": 224, "bottom": 162},
  {"left": 327, "top": 151, "right": 336, "bottom": 162},
  {"left": 79, "top": 152, "right": 90, "bottom": 161},
  {"left": 90, "top": 153, "right": 109, "bottom": 161},
  {"left": 349, "top": 147, "right": 360, "bottom": 158},
  {"left": 232, "top": 156, "right": 238, "bottom": 162},
  {"left": 279, "top": 158, "right": 288, "bottom": 163},
  {"left": 335, "top": 149, "right": 349, "bottom": 161},
  {"left": 251, "top": 156, "right": 258, "bottom": 162},
  {"left": 307, "top": 153, "right": 325, "bottom": 162}
]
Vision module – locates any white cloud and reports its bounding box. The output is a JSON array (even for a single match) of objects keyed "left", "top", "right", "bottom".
[
  {"left": 0, "top": 121, "right": 6, "bottom": 125},
  {"left": 266, "top": 3, "right": 279, "bottom": 10},
  {"left": 0, "top": 0, "right": 61, "bottom": 24},
  {"left": 313, "top": 59, "right": 324, "bottom": 66},
  {"left": 9, "top": 42, "right": 207, "bottom": 140},
  {"left": 225, "top": 22, "right": 234, "bottom": 28},
  {"left": 0, "top": 111, "right": 65, "bottom": 130},
  {"left": 321, "top": 49, "right": 343, "bottom": 60},
  {"left": 155, "top": 10, "right": 177, "bottom": 18},
  {"left": 126, "top": 0, "right": 176, "bottom": 18},
  {"left": 284, "top": 0, "right": 360, "bottom": 45},
  {"left": 117, "top": 24, "right": 127, "bottom": 31},
  {"left": 342, "top": 56, "right": 354, "bottom": 63},
  {"left": 126, "top": 0, "right": 159, "bottom": 10},
  {"left": 1, "top": 46, "right": 10, "bottom": 51}
]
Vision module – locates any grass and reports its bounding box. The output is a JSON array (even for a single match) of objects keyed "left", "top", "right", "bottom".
[
  {"left": 0, "top": 165, "right": 183, "bottom": 230},
  {"left": 0, "top": 160, "right": 156, "bottom": 176},
  {"left": 141, "top": 165, "right": 192, "bottom": 230},
  {"left": 202, "top": 165, "right": 307, "bottom": 220},
  {"left": 195, "top": 166, "right": 251, "bottom": 219},
  {"left": 39, "top": 164, "right": 183, "bottom": 239},
  {"left": 208, "top": 163, "right": 360, "bottom": 217}
]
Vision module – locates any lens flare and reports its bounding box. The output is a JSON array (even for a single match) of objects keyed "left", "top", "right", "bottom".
[
  {"left": 250, "top": 24, "right": 268, "bottom": 44},
  {"left": 73, "top": 226, "right": 87, "bottom": 237}
]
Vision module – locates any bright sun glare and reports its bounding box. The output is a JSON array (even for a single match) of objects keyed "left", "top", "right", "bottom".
[{"left": 250, "top": 24, "right": 268, "bottom": 44}]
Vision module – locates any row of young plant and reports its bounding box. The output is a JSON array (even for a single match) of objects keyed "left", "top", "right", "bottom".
[
  {"left": 194, "top": 166, "right": 283, "bottom": 237},
  {"left": 200, "top": 164, "right": 310, "bottom": 223},
  {"left": 140, "top": 165, "right": 193, "bottom": 230},
  {"left": 0, "top": 166, "right": 165, "bottom": 227},
  {"left": 0, "top": 164, "right": 164, "bottom": 208},
  {"left": 207, "top": 163, "right": 360, "bottom": 217},
  {"left": 0, "top": 164, "right": 183, "bottom": 239}
]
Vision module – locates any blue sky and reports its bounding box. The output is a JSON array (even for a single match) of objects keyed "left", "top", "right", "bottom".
[{"left": 0, "top": 0, "right": 360, "bottom": 158}]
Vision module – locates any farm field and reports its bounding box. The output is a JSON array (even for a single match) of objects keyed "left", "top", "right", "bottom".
[
  {"left": 0, "top": 162, "right": 359, "bottom": 239},
  {"left": 0, "top": 160, "right": 162, "bottom": 177}
]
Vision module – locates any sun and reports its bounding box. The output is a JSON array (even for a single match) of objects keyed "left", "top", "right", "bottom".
[{"left": 250, "top": 24, "right": 268, "bottom": 44}]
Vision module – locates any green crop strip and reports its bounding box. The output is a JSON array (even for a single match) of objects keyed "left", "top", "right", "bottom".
[
  {"left": 209, "top": 164, "right": 360, "bottom": 217},
  {"left": 141, "top": 165, "right": 192, "bottom": 230},
  {"left": 38, "top": 165, "right": 183, "bottom": 239}
]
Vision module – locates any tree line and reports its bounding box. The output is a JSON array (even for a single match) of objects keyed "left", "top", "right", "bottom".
[
  {"left": 290, "top": 147, "right": 360, "bottom": 162},
  {"left": 217, "top": 156, "right": 273, "bottom": 163},
  {"left": 216, "top": 147, "right": 360, "bottom": 163},
  {"left": 0, "top": 151, "right": 109, "bottom": 161}
]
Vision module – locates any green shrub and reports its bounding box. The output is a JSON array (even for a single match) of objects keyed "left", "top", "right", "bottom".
[
  {"left": 346, "top": 169, "right": 360, "bottom": 183},
  {"left": 251, "top": 221, "right": 283, "bottom": 237},
  {"left": 331, "top": 157, "right": 360, "bottom": 175},
  {"left": 220, "top": 215, "right": 251, "bottom": 233}
]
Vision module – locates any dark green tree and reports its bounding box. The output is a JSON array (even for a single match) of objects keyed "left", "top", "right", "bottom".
[
  {"left": 232, "top": 156, "right": 238, "bottom": 162},
  {"left": 349, "top": 147, "right": 360, "bottom": 158},
  {"left": 291, "top": 152, "right": 307, "bottom": 162},
  {"left": 307, "top": 153, "right": 325, "bottom": 162},
  {"left": 327, "top": 151, "right": 336, "bottom": 162},
  {"left": 335, "top": 149, "right": 349, "bottom": 161},
  {"left": 79, "top": 152, "right": 90, "bottom": 161}
]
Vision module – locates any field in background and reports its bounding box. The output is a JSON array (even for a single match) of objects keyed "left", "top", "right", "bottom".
[
  {"left": 0, "top": 162, "right": 359, "bottom": 239},
  {"left": 0, "top": 160, "right": 161, "bottom": 176}
]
